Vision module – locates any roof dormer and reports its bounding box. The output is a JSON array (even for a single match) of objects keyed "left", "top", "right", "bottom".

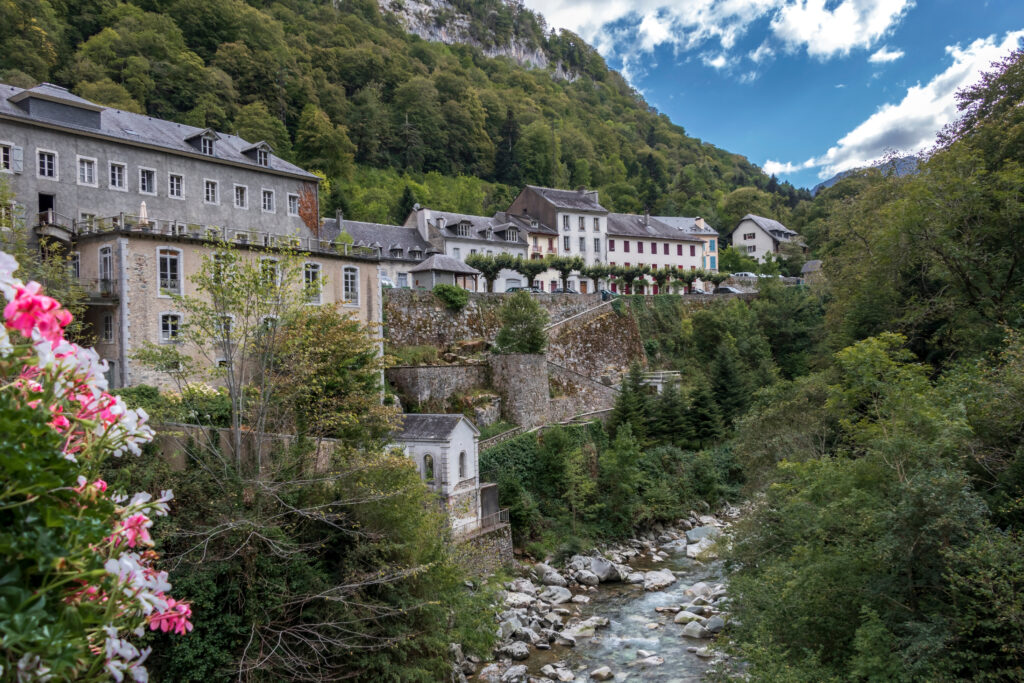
[
  {"left": 184, "top": 128, "right": 221, "bottom": 156},
  {"left": 241, "top": 140, "right": 273, "bottom": 167},
  {"left": 9, "top": 83, "right": 103, "bottom": 129}
]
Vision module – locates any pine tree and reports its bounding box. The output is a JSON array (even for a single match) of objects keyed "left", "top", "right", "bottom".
[
  {"left": 608, "top": 362, "right": 651, "bottom": 443},
  {"left": 686, "top": 377, "right": 723, "bottom": 450},
  {"left": 652, "top": 380, "right": 692, "bottom": 447},
  {"left": 394, "top": 185, "right": 418, "bottom": 224},
  {"left": 495, "top": 108, "right": 522, "bottom": 185},
  {"left": 711, "top": 336, "right": 752, "bottom": 425},
  {"left": 597, "top": 424, "right": 642, "bottom": 536}
]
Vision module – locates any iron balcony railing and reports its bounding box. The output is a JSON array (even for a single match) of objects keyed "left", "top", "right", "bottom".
[
  {"left": 480, "top": 508, "right": 510, "bottom": 530},
  {"left": 78, "top": 277, "right": 118, "bottom": 300}
]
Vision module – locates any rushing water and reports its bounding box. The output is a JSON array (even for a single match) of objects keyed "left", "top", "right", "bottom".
[{"left": 526, "top": 548, "right": 727, "bottom": 682}]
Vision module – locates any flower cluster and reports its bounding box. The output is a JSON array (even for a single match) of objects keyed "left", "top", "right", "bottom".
[{"left": 0, "top": 250, "right": 191, "bottom": 682}]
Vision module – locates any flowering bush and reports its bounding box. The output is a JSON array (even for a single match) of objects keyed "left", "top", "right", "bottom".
[{"left": 0, "top": 251, "right": 190, "bottom": 681}]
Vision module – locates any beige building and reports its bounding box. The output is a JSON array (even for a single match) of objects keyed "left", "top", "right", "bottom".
[
  {"left": 728, "top": 214, "right": 802, "bottom": 263},
  {"left": 73, "top": 223, "right": 381, "bottom": 388}
]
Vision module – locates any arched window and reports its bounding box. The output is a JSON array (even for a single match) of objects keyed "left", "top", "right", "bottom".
[
  {"left": 423, "top": 454, "right": 434, "bottom": 482},
  {"left": 458, "top": 451, "right": 467, "bottom": 479}
]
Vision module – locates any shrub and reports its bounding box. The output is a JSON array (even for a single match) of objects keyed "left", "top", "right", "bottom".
[
  {"left": 495, "top": 290, "right": 548, "bottom": 354},
  {"left": 433, "top": 283, "right": 469, "bottom": 310}
]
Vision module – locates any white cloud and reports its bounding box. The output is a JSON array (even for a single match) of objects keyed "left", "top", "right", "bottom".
[
  {"left": 869, "top": 46, "right": 905, "bottom": 63},
  {"left": 520, "top": 0, "right": 914, "bottom": 82},
  {"left": 703, "top": 54, "right": 732, "bottom": 69},
  {"left": 763, "top": 158, "right": 815, "bottom": 174},
  {"left": 764, "top": 30, "right": 1024, "bottom": 179}
]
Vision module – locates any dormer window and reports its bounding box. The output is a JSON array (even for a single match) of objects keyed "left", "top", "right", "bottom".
[
  {"left": 201, "top": 138, "right": 214, "bottom": 155},
  {"left": 456, "top": 222, "right": 470, "bottom": 238},
  {"left": 409, "top": 249, "right": 422, "bottom": 260},
  {"left": 506, "top": 229, "right": 518, "bottom": 242},
  {"left": 530, "top": 219, "right": 538, "bottom": 229},
  {"left": 257, "top": 149, "right": 269, "bottom": 166}
]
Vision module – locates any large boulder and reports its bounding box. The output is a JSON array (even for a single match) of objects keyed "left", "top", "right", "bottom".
[
  {"left": 680, "top": 621, "right": 712, "bottom": 639},
  {"left": 509, "top": 578, "right": 537, "bottom": 596},
  {"left": 625, "top": 571, "right": 645, "bottom": 584},
  {"left": 685, "top": 526, "right": 721, "bottom": 543},
  {"left": 704, "top": 615, "right": 726, "bottom": 633},
  {"left": 504, "top": 592, "right": 534, "bottom": 609},
  {"left": 478, "top": 663, "right": 503, "bottom": 682},
  {"left": 590, "top": 556, "right": 620, "bottom": 582},
  {"left": 673, "top": 611, "right": 704, "bottom": 624},
  {"left": 537, "top": 562, "right": 568, "bottom": 587},
  {"left": 500, "top": 664, "right": 529, "bottom": 682},
  {"left": 685, "top": 582, "right": 714, "bottom": 598},
  {"left": 567, "top": 555, "right": 592, "bottom": 573},
  {"left": 590, "top": 666, "right": 614, "bottom": 680},
  {"left": 540, "top": 585, "right": 572, "bottom": 605},
  {"left": 501, "top": 641, "right": 530, "bottom": 660},
  {"left": 575, "top": 569, "right": 600, "bottom": 586},
  {"left": 643, "top": 569, "right": 677, "bottom": 591},
  {"left": 562, "top": 616, "right": 609, "bottom": 639},
  {"left": 686, "top": 536, "right": 718, "bottom": 559}
]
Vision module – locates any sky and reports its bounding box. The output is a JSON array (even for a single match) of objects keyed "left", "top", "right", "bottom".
[{"left": 519, "top": 0, "right": 1024, "bottom": 189}]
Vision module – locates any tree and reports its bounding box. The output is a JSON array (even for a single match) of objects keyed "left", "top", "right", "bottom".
[
  {"left": 394, "top": 184, "right": 419, "bottom": 224},
  {"left": 546, "top": 254, "right": 584, "bottom": 289},
  {"left": 511, "top": 256, "right": 549, "bottom": 290},
  {"left": 685, "top": 376, "right": 723, "bottom": 449},
  {"left": 233, "top": 101, "right": 292, "bottom": 160},
  {"left": 608, "top": 362, "right": 651, "bottom": 443},
  {"left": 466, "top": 252, "right": 511, "bottom": 292},
  {"left": 651, "top": 380, "right": 691, "bottom": 447},
  {"left": 719, "top": 245, "right": 759, "bottom": 274},
  {"left": 580, "top": 263, "right": 608, "bottom": 292},
  {"left": 711, "top": 336, "right": 752, "bottom": 425},
  {"left": 651, "top": 267, "right": 671, "bottom": 293},
  {"left": 597, "top": 424, "right": 643, "bottom": 536},
  {"left": 295, "top": 104, "right": 355, "bottom": 179},
  {"left": 495, "top": 290, "right": 549, "bottom": 353}
]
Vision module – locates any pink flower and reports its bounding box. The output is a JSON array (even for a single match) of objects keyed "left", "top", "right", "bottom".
[
  {"left": 148, "top": 599, "right": 193, "bottom": 635},
  {"left": 3, "top": 281, "right": 71, "bottom": 345},
  {"left": 119, "top": 514, "right": 153, "bottom": 548}
]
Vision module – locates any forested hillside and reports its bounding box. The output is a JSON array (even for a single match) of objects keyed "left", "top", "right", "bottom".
[{"left": 0, "top": 0, "right": 808, "bottom": 224}]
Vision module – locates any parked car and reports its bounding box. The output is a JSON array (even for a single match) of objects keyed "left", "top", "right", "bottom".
[
  {"left": 506, "top": 286, "right": 543, "bottom": 293},
  {"left": 599, "top": 289, "right": 618, "bottom": 301},
  {"left": 552, "top": 287, "right": 579, "bottom": 294},
  {"left": 731, "top": 271, "right": 758, "bottom": 278},
  {"left": 714, "top": 285, "right": 744, "bottom": 294}
]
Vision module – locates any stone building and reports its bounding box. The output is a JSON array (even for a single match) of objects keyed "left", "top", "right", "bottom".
[
  {"left": 391, "top": 413, "right": 500, "bottom": 536},
  {"left": 0, "top": 81, "right": 382, "bottom": 387},
  {"left": 321, "top": 212, "right": 438, "bottom": 288}
]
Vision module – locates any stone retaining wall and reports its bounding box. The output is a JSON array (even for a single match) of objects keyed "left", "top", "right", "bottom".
[
  {"left": 489, "top": 353, "right": 549, "bottom": 428},
  {"left": 546, "top": 362, "right": 619, "bottom": 424},
  {"left": 386, "top": 364, "right": 490, "bottom": 406},
  {"left": 454, "top": 524, "right": 514, "bottom": 575}
]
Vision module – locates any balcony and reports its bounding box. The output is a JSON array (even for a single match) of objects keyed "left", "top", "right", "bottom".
[
  {"left": 72, "top": 213, "right": 381, "bottom": 260},
  {"left": 79, "top": 277, "right": 118, "bottom": 304},
  {"left": 33, "top": 210, "right": 75, "bottom": 243}
]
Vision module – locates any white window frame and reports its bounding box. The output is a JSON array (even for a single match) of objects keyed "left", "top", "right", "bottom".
[
  {"left": 287, "top": 193, "right": 299, "bottom": 217},
  {"left": 138, "top": 167, "right": 157, "bottom": 196},
  {"left": 200, "top": 137, "right": 214, "bottom": 155},
  {"left": 261, "top": 188, "right": 275, "bottom": 213},
  {"left": 108, "top": 161, "right": 127, "bottom": 191},
  {"left": 397, "top": 272, "right": 408, "bottom": 288},
  {"left": 157, "top": 247, "right": 183, "bottom": 298},
  {"left": 234, "top": 184, "right": 248, "bottom": 210},
  {"left": 562, "top": 215, "right": 569, "bottom": 231},
  {"left": 69, "top": 251, "right": 80, "bottom": 279},
  {"left": 0, "top": 142, "right": 11, "bottom": 173},
  {"left": 563, "top": 235, "right": 570, "bottom": 251},
  {"left": 168, "top": 173, "right": 184, "bottom": 199},
  {"left": 36, "top": 148, "right": 58, "bottom": 181},
  {"left": 259, "top": 257, "right": 281, "bottom": 287},
  {"left": 159, "top": 312, "right": 182, "bottom": 344},
  {"left": 342, "top": 266, "right": 359, "bottom": 306},
  {"left": 257, "top": 148, "right": 269, "bottom": 166},
  {"left": 304, "top": 262, "right": 322, "bottom": 305},
  {"left": 203, "top": 179, "right": 219, "bottom": 205},
  {"left": 101, "top": 313, "right": 114, "bottom": 343},
  {"left": 76, "top": 155, "right": 97, "bottom": 187},
  {"left": 98, "top": 246, "right": 113, "bottom": 282}
]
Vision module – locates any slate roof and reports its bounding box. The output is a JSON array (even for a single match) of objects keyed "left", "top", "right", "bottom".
[
  {"left": 651, "top": 215, "right": 719, "bottom": 236},
  {"left": 801, "top": 259, "right": 823, "bottom": 274},
  {"left": 0, "top": 82, "right": 317, "bottom": 179},
  {"left": 500, "top": 210, "right": 558, "bottom": 236},
  {"left": 606, "top": 213, "right": 704, "bottom": 242},
  {"left": 393, "top": 414, "right": 468, "bottom": 441},
  {"left": 425, "top": 209, "right": 532, "bottom": 245},
  {"left": 408, "top": 254, "right": 481, "bottom": 275},
  {"left": 525, "top": 185, "right": 607, "bottom": 212},
  {"left": 320, "top": 217, "right": 436, "bottom": 260},
  {"left": 737, "top": 214, "right": 798, "bottom": 241}
]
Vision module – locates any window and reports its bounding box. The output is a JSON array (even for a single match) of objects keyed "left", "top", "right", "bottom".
[
  {"left": 37, "top": 150, "right": 56, "bottom": 179},
  {"left": 257, "top": 148, "right": 269, "bottom": 166},
  {"left": 69, "top": 252, "right": 80, "bottom": 279},
  {"left": 158, "top": 248, "right": 181, "bottom": 296},
  {"left": 709, "top": 239, "right": 716, "bottom": 251},
  {"left": 99, "top": 246, "right": 113, "bottom": 282},
  {"left": 452, "top": 247, "right": 461, "bottom": 259},
  {"left": 710, "top": 255, "right": 717, "bottom": 269},
  {"left": 744, "top": 232, "right": 756, "bottom": 240},
  {"left": 299, "top": 263, "right": 321, "bottom": 305},
  {"left": 652, "top": 264, "right": 658, "bottom": 270},
  {"left": 562, "top": 215, "right": 569, "bottom": 230},
  {"left": 77, "top": 156, "right": 96, "bottom": 186},
  {"left": 160, "top": 313, "right": 181, "bottom": 343},
  {"left": 677, "top": 244, "right": 683, "bottom": 256},
  {"left": 746, "top": 245, "right": 756, "bottom": 254},
  {"left": 102, "top": 314, "right": 113, "bottom": 342},
  {"left": 609, "top": 239, "right": 615, "bottom": 252},
  {"left": 459, "top": 451, "right": 467, "bottom": 479},
  {"left": 563, "top": 236, "right": 570, "bottom": 251},
  {"left": 470, "top": 248, "right": 477, "bottom": 255},
  {"left": 663, "top": 243, "right": 669, "bottom": 255},
  {"left": 550, "top": 279, "right": 557, "bottom": 292},
  {"left": 651, "top": 242, "right": 657, "bottom": 253},
  {"left": 637, "top": 242, "right": 644, "bottom": 254},
  {"left": 506, "top": 228, "right": 518, "bottom": 242},
  {"left": 204, "top": 180, "right": 218, "bottom": 204},
  {"left": 578, "top": 216, "right": 585, "bottom": 231},
  {"left": 139, "top": 168, "right": 155, "bottom": 195},
  {"left": 200, "top": 137, "right": 214, "bottom": 155},
  {"left": 260, "top": 258, "right": 280, "bottom": 287},
  {"left": 397, "top": 273, "right": 408, "bottom": 288},
  {"left": 455, "top": 223, "right": 470, "bottom": 237},
  {"left": 261, "top": 189, "right": 274, "bottom": 213},
  {"left": 579, "top": 236, "right": 585, "bottom": 251},
  {"left": 690, "top": 245, "right": 696, "bottom": 257},
  {"left": 593, "top": 217, "right": 600, "bottom": 231},
  {"left": 624, "top": 241, "right": 630, "bottom": 253},
  {"left": 287, "top": 193, "right": 299, "bottom": 216},
  {"left": 109, "top": 162, "right": 126, "bottom": 190},
  {"left": 168, "top": 174, "right": 183, "bottom": 199},
  {"left": 234, "top": 185, "right": 248, "bottom": 209},
  {"left": 594, "top": 238, "right": 600, "bottom": 253},
  {"left": 343, "top": 266, "right": 359, "bottom": 304},
  {"left": 0, "top": 144, "right": 9, "bottom": 171},
  {"left": 423, "top": 454, "right": 434, "bottom": 482},
  {"left": 548, "top": 238, "right": 554, "bottom": 250}
]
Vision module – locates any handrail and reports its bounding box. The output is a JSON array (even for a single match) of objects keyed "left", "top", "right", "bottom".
[
  {"left": 545, "top": 358, "right": 620, "bottom": 394},
  {"left": 543, "top": 299, "right": 612, "bottom": 332}
]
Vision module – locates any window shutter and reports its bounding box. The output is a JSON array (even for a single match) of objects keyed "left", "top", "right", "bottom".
[{"left": 11, "top": 146, "right": 23, "bottom": 174}]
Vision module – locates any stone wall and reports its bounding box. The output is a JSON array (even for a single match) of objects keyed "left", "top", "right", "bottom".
[
  {"left": 387, "top": 364, "right": 490, "bottom": 406},
  {"left": 454, "top": 524, "right": 514, "bottom": 576},
  {"left": 385, "top": 289, "right": 602, "bottom": 347},
  {"left": 489, "top": 353, "right": 549, "bottom": 428},
  {"left": 546, "top": 362, "right": 619, "bottom": 424},
  {"left": 546, "top": 303, "right": 646, "bottom": 385}
]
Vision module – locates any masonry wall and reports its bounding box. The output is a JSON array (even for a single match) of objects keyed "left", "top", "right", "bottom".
[
  {"left": 546, "top": 363, "right": 620, "bottom": 424},
  {"left": 386, "top": 364, "right": 490, "bottom": 406},
  {"left": 489, "top": 353, "right": 549, "bottom": 428},
  {"left": 454, "top": 524, "right": 514, "bottom": 575},
  {"left": 546, "top": 302, "right": 645, "bottom": 385}
]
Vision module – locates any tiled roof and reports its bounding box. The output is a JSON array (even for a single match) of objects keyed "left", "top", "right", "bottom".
[
  {"left": 606, "top": 213, "right": 704, "bottom": 242},
  {"left": 408, "top": 254, "right": 481, "bottom": 275},
  {"left": 393, "top": 414, "right": 467, "bottom": 441},
  {"left": 321, "top": 217, "right": 435, "bottom": 259},
  {"left": 525, "top": 185, "right": 607, "bottom": 212},
  {"left": 0, "top": 82, "right": 317, "bottom": 179},
  {"left": 651, "top": 215, "right": 719, "bottom": 236}
]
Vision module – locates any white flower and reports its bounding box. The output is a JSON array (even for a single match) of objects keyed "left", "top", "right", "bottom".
[{"left": 0, "top": 251, "right": 21, "bottom": 300}]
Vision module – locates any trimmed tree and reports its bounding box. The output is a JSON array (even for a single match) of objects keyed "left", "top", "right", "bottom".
[
  {"left": 580, "top": 263, "right": 608, "bottom": 292},
  {"left": 546, "top": 254, "right": 585, "bottom": 290},
  {"left": 466, "top": 253, "right": 503, "bottom": 292},
  {"left": 512, "top": 256, "right": 549, "bottom": 290},
  {"left": 495, "top": 290, "right": 549, "bottom": 353}
]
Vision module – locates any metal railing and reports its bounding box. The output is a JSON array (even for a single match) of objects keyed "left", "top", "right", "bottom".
[
  {"left": 78, "top": 277, "right": 118, "bottom": 300},
  {"left": 480, "top": 508, "right": 510, "bottom": 530}
]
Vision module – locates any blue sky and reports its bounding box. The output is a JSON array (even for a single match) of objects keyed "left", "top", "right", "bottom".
[{"left": 521, "top": 0, "right": 1024, "bottom": 189}]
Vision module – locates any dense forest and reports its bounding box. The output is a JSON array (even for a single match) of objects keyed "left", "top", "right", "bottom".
[{"left": 0, "top": 0, "right": 809, "bottom": 225}]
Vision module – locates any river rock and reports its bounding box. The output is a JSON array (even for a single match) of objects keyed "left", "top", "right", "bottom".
[
  {"left": 632, "top": 655, "right": 665, "bottom": 667},
  {"left": 590, "top": 666, "right": 614, "bottom": 681},
  {"left": 501, "top": 641, "right": 530, "bottom": 660},
  {"left": 571, "top": 594, "right": 590, "bottom": 604},
  {"left": 575, "top": 569, "right": 600, "bottom": 586},
  {"left": 509, "top": 578, "right": 537, "bottom": 595},
  {"left": 589, "top": 556, "right": 619, "bottom": 582},
  {"left": 500, "top": 664, "right": 528, "bottom": 682},
  {"left": 540, "top": 586, "right": 572, "bottom": 605},
  {"left": 685, "top": 526, "right": 721, "bottom": 543},
  {"left": 537, "top": 563, "right": 569, "bottom": 587},
  {"left": 686, "top": 536, "right": 718, "bottom": 559},
  {"left": 643, "top": 569, "right": 677, "bottom": 591},
  {"left": 499, "top": 615, "right": 522, "bottom": 639},
  {"left": 685, "top": 582, "right": 714, "bottom": 597},
  {"left": 563, "top": 616, "right": 609, "bottom": 639},
  {"left": 625, "top": 572, "right": 645, "bottom": 584},
  {"left": 478, "top": 663, "right": 504, "bottom": 682},
  {"left": 567, "top": 555, "right": 592, "bottom": 573},
  {"left": 673, "top": 611, "right": 704, "bottom": 624},
  {"left": 705, "top": 615, "right": 726, "bottom": 633},
  {"left": 680, "top": 621, "right": 712, "bottom": 639},
  {"left": 504, "top": 592, "right": 534, "bottom": 609}
]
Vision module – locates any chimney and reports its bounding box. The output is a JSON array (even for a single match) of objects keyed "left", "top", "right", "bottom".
[
  {"left": 643, "top": 209, "right": 649, "bottom": 227},
  {"left": 577, "top": 186, "right": 586, "bottom": 193},
  {"left": 437, "top": 216, "right": 447, "bottom": 231},
  {"left": 335, "top": 208, "right": 344, "bottom": 225},
  {"left": 695, "top": 216, "right": 706, "bottom": 230}
]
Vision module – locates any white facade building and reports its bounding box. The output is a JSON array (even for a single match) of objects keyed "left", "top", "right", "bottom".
[{"left": 728, "top": 214, "right": 801, "bottom": 263}]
